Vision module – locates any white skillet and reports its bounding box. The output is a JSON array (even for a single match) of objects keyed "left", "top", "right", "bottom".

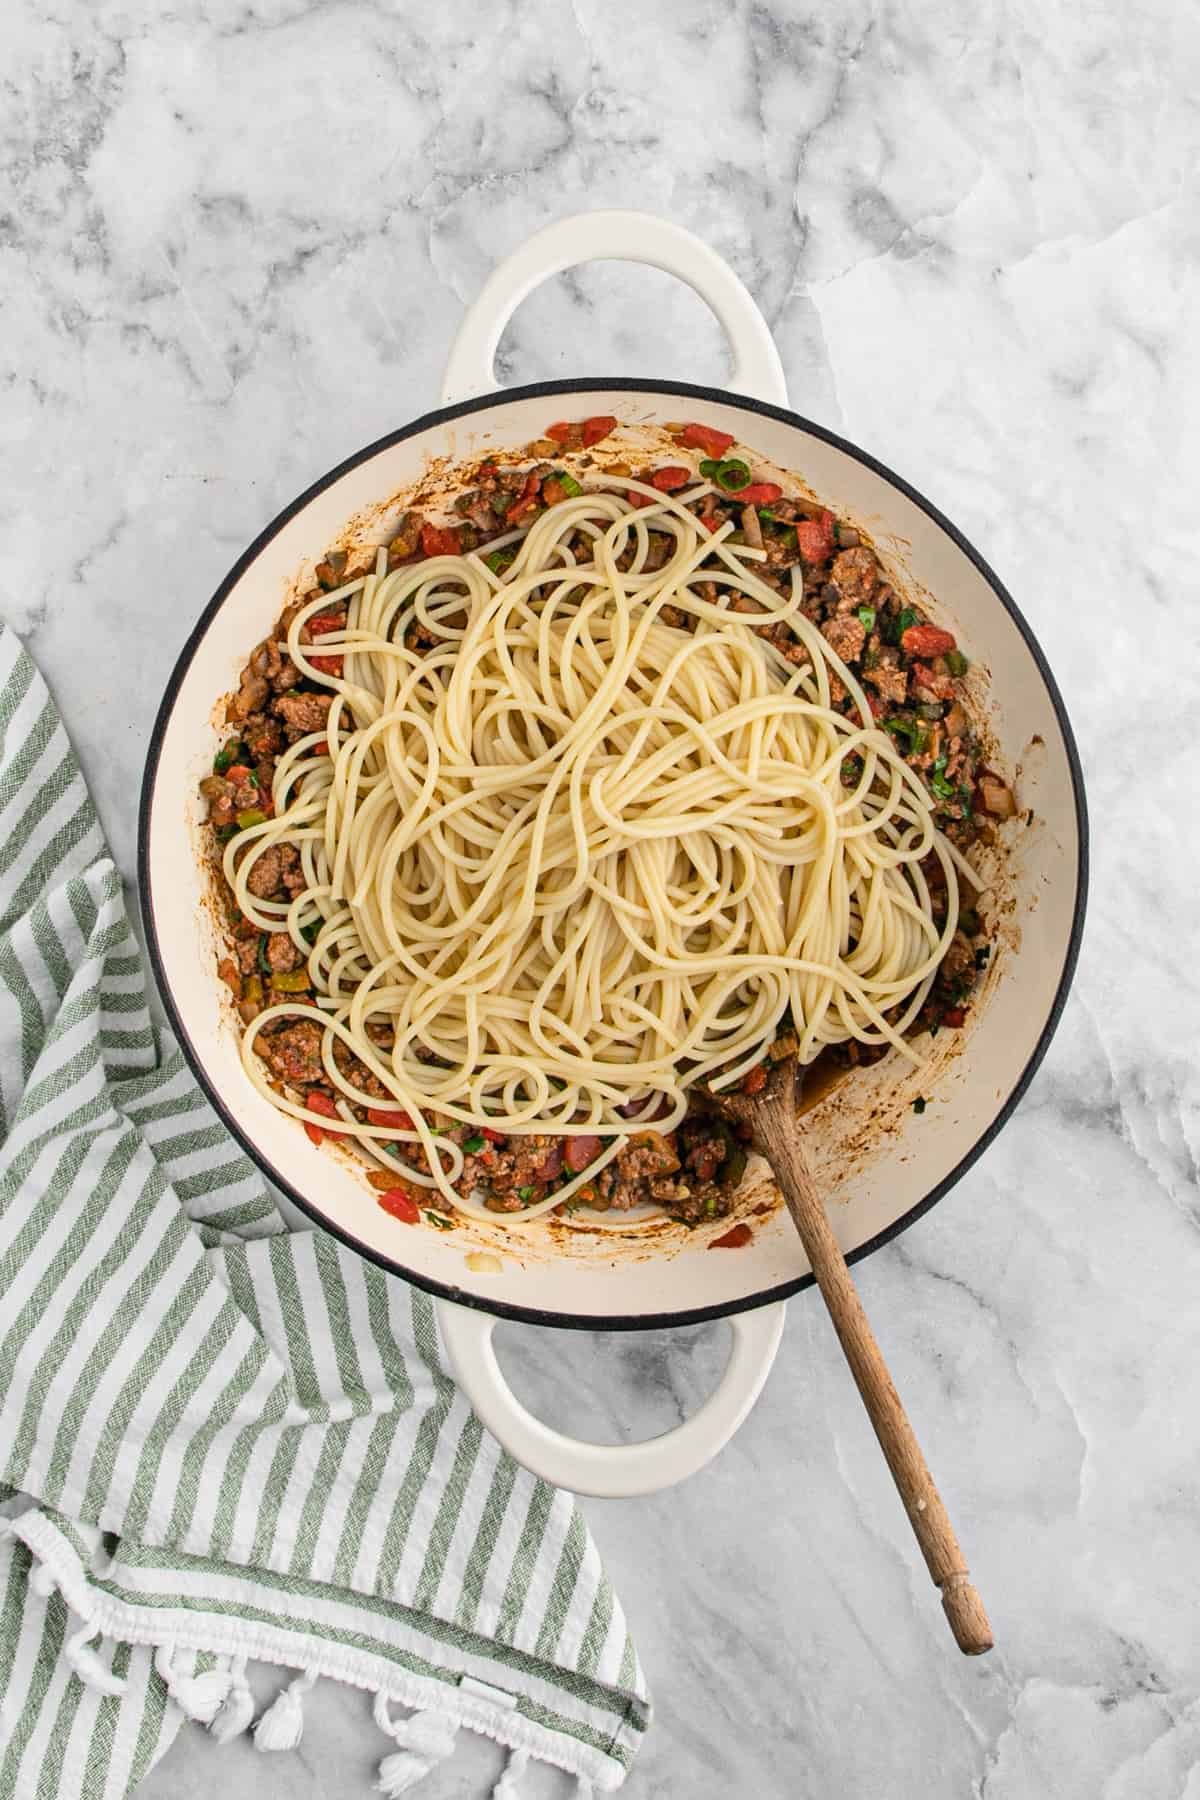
[{"left": 139, "top": 212, "right": 1087, "bottom": 1499}]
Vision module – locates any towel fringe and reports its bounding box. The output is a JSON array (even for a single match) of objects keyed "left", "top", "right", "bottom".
[
  {"left": 65, "top": 1616, "right": 126, "bottom": 1697},
  {"left": 493, "top": 1746, "right": 531, "bottom": 1797},
  {"left": 374, "top": 1693, "right": 459, "bottom": 1794},
  {"left": 210, "top": 1654, "right": 255, "bottom": 1744},
  {"left": 254, "top": 1665, "right": 319, "bottom": 1751},
  {"left": 152, "top": 1645, "right": 231, "bottom": 1724},
  {"left": 7, "top": 1513, "right": 629, "bottom": 1794}
]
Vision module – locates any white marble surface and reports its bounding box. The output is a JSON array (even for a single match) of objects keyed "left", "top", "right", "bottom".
[{"left": 5, "top": 0, "right": 1200, "bottom": 1794}]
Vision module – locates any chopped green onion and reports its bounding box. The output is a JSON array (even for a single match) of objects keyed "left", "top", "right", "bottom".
[
  {"left": 698, "top": 458, "right": 722, "bottom": 479},
  {"left": 270, "top": 969, "right": 311, "bottom": 992},
  {"left": 485, "top": 548, "right": 516, "bottom": 576},
  {"left": 897, "top": 607, "right": 920, "bottom": 637},
  {"left": 557, "top": 472, "right": 582, "bottom": 497},
  {"left": 857, "top": 606, "right": 876, "bottom": 632},
  {"left": 215, "top": 823, "right": 237, "bottom": 843},
  {"left": 423, "top": 1210, "right": 454, "bottom": 1230},
  {"left": 840, "top": 754, "right": 863, "bottom": 788},
  {"left": 213, "top": 741, "right": 246, "bottom": 774},
  {"left": 463, "top": 1134, "right": 485, "bottom": 1154},
  {"left": 929, "top": 757, "right": 956, "bottom": 800},
  {"left": 235, "top": 807, "right": 266, "bottom": 829},
  {"left": 704, "top": 1193, "right": 717, "bottom": 1217},
  {"left": 945, "top": 649, "right": 969, "bottom": 677},
  {"left": 912, "top": 1096, "right": 927, "bottom": 1115},
  {"left": 757, "top": 509, "right": 778, "bottom": 523},
  {"left": 301, "top": 921, "right": 320, "bottom": 946},
  {"left": 257, "top": 936, "right": 272, "bottom": 975},
  {"left": 517, "top": 1185, "right": 534, "bottom": 1202},
  {"left": 714, "top": 459, "right": 751, "bottom": 492},
  {"left": 884, "top": 717, "right": 916, "bottom": 751}
]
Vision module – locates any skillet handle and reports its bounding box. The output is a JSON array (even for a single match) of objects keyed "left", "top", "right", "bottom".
[
  {"left": 440, "top": 209, "right": 788, "bottom": 409},
  {"left": 436, "top": 1297, "right": 786, "bottom": 1498}
]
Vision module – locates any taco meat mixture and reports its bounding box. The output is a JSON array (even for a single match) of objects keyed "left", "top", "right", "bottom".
[{"left": 202, "top": 418, "right": 1015, "bottom": 1225}]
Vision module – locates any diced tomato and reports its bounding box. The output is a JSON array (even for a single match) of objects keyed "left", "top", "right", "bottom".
[
  {"left": 306, "top": 1091, "right": 345, "bottom": 1137},
  {"left": 565, "top": 1134, "right": 602, "bottom": 1172},
  {"left": 378, "top": 1188, "right": 421, "bottom": 1224},
  {"left": 505, "top": 472, "right": 542, "bottom": 525},
  {"left": 680, "top": 422, "right": 735, "bottom": 457},
  {"left": 309, "top": 655, "right": 343, "bottom": 677},
  {"left": 545, "top": 421, "right": 575, "bottom": 443},
  {"left": 366, "top": 1106, "right": 415, "bottom": 1130},
  {"left": 698, "top": 508, "right": 722, "bottom": 533},
  {"left": 709, "top": 1222, "right": 753, "bottom": 1249},
  {"left": 693, "top": 1153, "right": 719, "bottom": 1182},
  {"left": 649, "top": 465, "right": 691, "bottom": 491},
  {"left": 900, "top": 623, "right": 957, "bottom": 659},
  {"left": 581, "top": 415, "right": 618, "bottom": 447},
  {"left": 312, "top": 740, "right": 329, "bottom": 756},
  {"left": 541, "top": 477, "right": 568, "bottom": 506},
  {"left": 480, "top": 1126, "right": 506, "bottom": 1145},
  {"left": 942, "top": 1007, "right": 966, "bottom": 1028},
  {"left": 626, "top": 488, "right": 655, "bottom": 508},
  {"left": 738, "top": 482, "right": 782, "bottom": 506},
  {"left": 741, "top": 1065, "right": 768, "bottom": 1096},
  {"left": 795, "top": 511, "right": 835, "bottom": 563},
  {"left": 420, "top": 523, "right": 462, "bottom": 558},
  {"left": 307, "top": 611, "right": 344, "bottom": 636},
  {"left": 537, "top": 1140, "right": 565, "bottom": 1181},
  {"left": 225, "top": 764, "right": 253, "bottom": 783},
  {"left": 304, "top": 1121, "right": 324, "bottom": 1147}
]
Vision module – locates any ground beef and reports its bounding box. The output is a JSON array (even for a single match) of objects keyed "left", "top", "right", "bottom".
[
  {"left": 278, "top": 842, "right": 305, "bottom": 894},
  {"left": 274, "top": 691, "right": 333, "bottom": 740},
  {"left": 820, "top": 616, "right": 866, "bottom": 666},
  {"left": 229, "top": 667, "right": 269, "bottom": 721},
  {"left": 939, "top": 931, "right": 976, "bottom": 988},
  {"left": 250, "top": 637, "right": 301, "bottom": 695},
  {"left": 864, "top": 662, "right": 908, "bottom": 707},
  {"left": 246, "top": 844, "right": 282, "bottom": 898},
  {"left": 266, "top": 931, "right": 302, "bottom": 973},
  {"left": 331, "top": 1038, "right": 390, "bottom": 1101},
  {"left": 234, "top": 935, "right": 261, "bottom": 976},
  {"left": 241, "top": 712, "right": 285, "bottom": 759},
  {"left": 262, "top": 1020, "right": 324, "bottom": 1086},
  {"left": 829, "top": 546, "right": 878, "bottom": 607},
  {"left": 471, "top": 1134, "right": 560, "bottom": 1210}
]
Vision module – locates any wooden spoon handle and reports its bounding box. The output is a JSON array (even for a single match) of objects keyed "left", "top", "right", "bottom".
[{"left": 769, "top": 1127, "right": 993, "bottom": 1655}]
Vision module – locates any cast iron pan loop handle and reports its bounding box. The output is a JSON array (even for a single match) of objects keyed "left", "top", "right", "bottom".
[
  {"left": 440, "top": 209, "right": 788, "bottom": 408},
  {"left": 438, "top": 1298, "right": 786, "bottom": 1498}
]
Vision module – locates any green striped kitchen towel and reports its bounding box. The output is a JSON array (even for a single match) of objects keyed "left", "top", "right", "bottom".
[{"left": 0, "top": 623, "right": 648, "bottom": 1799}]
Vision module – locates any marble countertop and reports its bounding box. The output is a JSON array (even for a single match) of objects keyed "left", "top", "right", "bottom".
[{"left": 5, "top": 1, "right": 1198, "bottom": 1795}]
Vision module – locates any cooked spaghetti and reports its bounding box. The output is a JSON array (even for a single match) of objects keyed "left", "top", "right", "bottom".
[{"left": 219, "top": 465, "right": 975, "bottom": 1219}]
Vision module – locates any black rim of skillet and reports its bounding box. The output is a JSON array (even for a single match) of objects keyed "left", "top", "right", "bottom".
[{"left": 138, "top": 377, "right": 1090, "bottom": 1333}]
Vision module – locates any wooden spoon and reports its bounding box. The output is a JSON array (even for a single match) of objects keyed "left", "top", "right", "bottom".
[{"left": 715, "top": 1055, "right": 993, "bottom": 1655}]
